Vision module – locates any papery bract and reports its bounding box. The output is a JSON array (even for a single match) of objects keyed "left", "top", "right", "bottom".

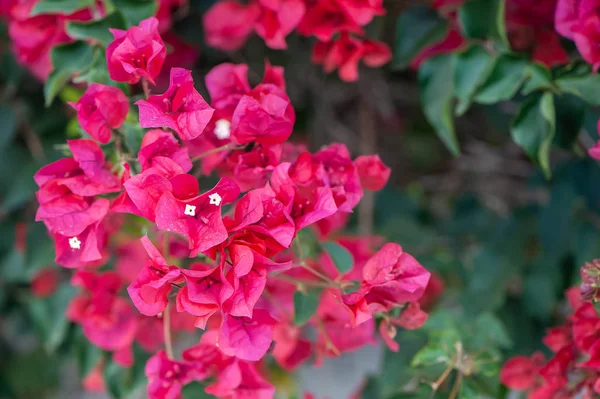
[
  {"left": 203, "top": 0, "right": 260, "bottom": 51},
  {"left": 137, "top": 68, "right": 215, "bottom": 140},
  {"left": 106, "top": 17, "right": 166, "bottom": 84},
  {"left": 69, "top": 84, "right": 129, "bottom": 144},
  {"left": 218, "top": 308, "right": 276, "bottom": 361}
]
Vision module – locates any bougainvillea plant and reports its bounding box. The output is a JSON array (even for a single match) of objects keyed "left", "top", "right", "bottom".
[{"left": 4, "top": 0, "right": 600, "bottom": 397}]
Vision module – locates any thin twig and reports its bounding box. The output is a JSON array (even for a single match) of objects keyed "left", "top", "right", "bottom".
[
  {"left": 191, "top": 143, "right": 237, "bottom": 162},
  {"left": 163, "top": 302, "right": 174, "bottom": 359}
]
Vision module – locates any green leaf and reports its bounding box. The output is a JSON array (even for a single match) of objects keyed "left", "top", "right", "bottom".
[
  {"left": 411, "top": 345, "right": 450, "bottom": 367},
  {"left": 182, "top": 382, "right": 214, "bottom": 398},
  {"left": 454, "top": 45, "right": 495, "bottom": 115},
  {"left": 45, "top": 41, "right": 95, "bottom": 106},
  {"left": 393, "top": 5, "right": 449, "bottom": 70},
  {"left": 293, "top": 289, "right": 321, "bottom": 325},
  {"left": 111, "top": 0, "right": 158, "bottom": 27},
  {"left": 458, "top": 0, "right": 508, "bottom": 48},
  {"left": 322, "top": 241, "right": 354, "bottom": 274},
  {"left": 75, "top": 332, "right": 104, "bottom": 378},
  {"left": 27, "top": 284, "right": 76, "bottom": 353},
  {"left": 510, "top": 92, "right": 555, "bottom": 178},
  {"left": 31, "top": 0, "right": 94, "bottom": 15},
  {"left": 472, "top": 313, "right": 512, "bottom": 349},
  {"left": 122, "top": 120, "right": 145, "bottom": 154},
  {"left": 473, "top": 54, "right": 527, "bottom": 104},
  {"left": 555, "top": 73, "right": 600, "bottom": 106},
  {"left": 66, "top": 12, "right": 126, "bottom": 46},
  {"left": 104, "top": 344, "right": 150, "bottom": 398},
  {"left": 521, "top": 63, "right": 553, "bottom": 95},
  {"left": 419, "top": 54, "right": 460, "bottom": 156}
]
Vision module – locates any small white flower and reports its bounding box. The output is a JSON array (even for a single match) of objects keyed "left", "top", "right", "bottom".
[
  {"left": 69, "top": 237, "right": 81, "bottom": 250},
  {"left": 213, "top": 119, "right": 231, "bottom": 140},
  {"left": 209, "top": 193, "right": 222, "bottom": 206},
  {"left": 184, "top": 204, "right": 196, "bottom": 216}
]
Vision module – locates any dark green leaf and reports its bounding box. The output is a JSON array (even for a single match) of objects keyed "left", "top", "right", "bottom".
[
  {"left": 66, "top": 12, "right": 126, "bottom": 46},
  {"left": 27, "top": 284, "right": 76, "bottom": 353},
  {"left": 393, "top": 5, "right": 449, "bottom": 70},
  {"left": 555, "top": 73, "right": 600, "bottom": 106},
  {"left": 322, "top": 241, "right": 354, "bottom": 274},
  {"left": 510, "top": 92, "right": 555, "bottom": 178},
  {"left": 458, "top": 0, "right": 508, "bottom": 47},
  {"left": 411, "top": 345, "right": 450, "bottom": 367},
  {"left": 111, "top": 0, "right": 158, "bottom": 27},
  {"left": 554, "top": 94, "right": 585, "bottom": 150},
  {"left": 472, "top": 313, "right": 512, "bottom": 349},
  {"left": 31, "top": 0, "right": 94, "bottom": 15},
  {"left": 473, "top": 54, "right": 527, "bottom": 104},
  {"left": 454, "top": 45, "right": 495, "bottom": 115},
  {"left": 419, "top": 54, "right": 460, "bottom": 156},
  {"left": 122, "top": 120, "right": 145, "bottom": 154},
  {"left": 45, "top": 41, "right": 95, "bottom": 106},
  {"left": 293, "top": 289, "right": 321, "bottom": 325}
]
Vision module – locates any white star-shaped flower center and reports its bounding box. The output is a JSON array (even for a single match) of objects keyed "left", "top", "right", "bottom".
[
  {"left": 214, "top": 119, "right": 231, "bottom": 140},
  {"left": 209, "top": 193, "right": 222, "bottom": 206},
  {"left": 69, "top": 237, "right": 81, "bottom": 250},
  {"left": 184, "top": 204, "right": 196, "bottom": 216}
]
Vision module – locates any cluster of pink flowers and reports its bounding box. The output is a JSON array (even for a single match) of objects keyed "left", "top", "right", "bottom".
[
  {"left": 31, "top": 15, "right": 436, "bottom": 398},
  {"left": 500, "top": 262, "right": 600, "bottom": 398},
  {"left": 203, "top": 0, "right": 391, "bottom": 82},
  {"left": 0, "top": 0, "right": 190, "bottom": 81}
]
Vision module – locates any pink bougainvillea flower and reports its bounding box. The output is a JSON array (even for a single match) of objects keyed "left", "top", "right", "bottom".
[
  {"left": 205, "top": 63, "right": 252, "bottom": 115},
  {"left": 572, "top": 13, "right": 600, "bottom": 70},
  {"left": 138, "top": 129, "right": 192, "bottom": 173},
  {"left": 230, "top": 83, "right": 295, "bottom": 145},
  {"left": 341, "top": 0, "right": 386, "bottom": 26},
  {"left": 67, "top": 271, "right": 137, "bottom": 351},
  {"left": 312, "top": 143, "right": 363, "bottom": 212},
  {"left": 500, "top": 355, "right": 542, "bottom": 390},
  {"left": 219, "top": 144, "right": 283, "bottom": 192},
  {"left": 315, "top": 290, "right": 376, "bottom": 360},
  {"left": 362, "top": 243, "right": 431, "bottom": 309},
  {"left": 218, "top": 308, "right": 276, "bottom": 361},
  {"left": 69, "top": 84, "right": 129, "bottom": 144},
  {"left": 137, "top": 68, "right": 215, "bottom": 140},
  {"left": 298, "top": 0, "right": 363, "bottom": 41},
  {"left": 127, "top": 236, "right": 184, "bottom": 316},
  {"left": 183, "top": 331, "right": 275, "bottom": 398},
  {"left": 146, "top": 350, "right": 208, "bottom": 399},
  {"left": 34, "top": 139, "right": 120, "bottom": 200},
  {"left": 262, "top": 60, "right": 286, "bottom": 90},
  {"left": 272, "top": 324, "right": 312, "bottom": 370},
  {"left": 589, "top": 139, "right": 600, "bottom": 160},
  {"left": 31, "top": 268, "right": 59, "bottom": 298},
  {"left": 312, "top": 33, "right": 391, "bottom": 82},
  {"left": 176, "top": 262, "right": 234, "bottom": 329},
  {"left": 394, "top": 301, "right": 428, "bottom": 330},
  {"left": 354, "top": 154, "right": 391, "bottom": 191},
  {"left": 270, "top": 162, "right": 338, "bottom": 230},
  {"left": 203, "top": 0, "right": 260, "bottom": 52},
  {"left": 53, "top": 219, "right": 107, "bottom": 268},
  {"left": 254, "top": 0, "right": 306, "bottom": 49},
  {"left": 106, "top": 17, "right": 166, "bottom": 84},
  {"left": 36, "top": 195, "right": 108, "bottom": 239},
  {"left": 155, "top": 178, "right": 240, "bottom": 257}
]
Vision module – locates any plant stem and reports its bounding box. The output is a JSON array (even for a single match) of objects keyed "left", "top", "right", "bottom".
[
  {"left": 163, "top": 302, "right": 174, "bottom": 359},
  {"left": 448, "top": 372, "right": 463, "bottom": 399},
  {"left": 191, "top": 143, "right": 236, "bottom": 162},
  {"left": 142, "top": 78, "right": 151, "bottom": 99}
]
